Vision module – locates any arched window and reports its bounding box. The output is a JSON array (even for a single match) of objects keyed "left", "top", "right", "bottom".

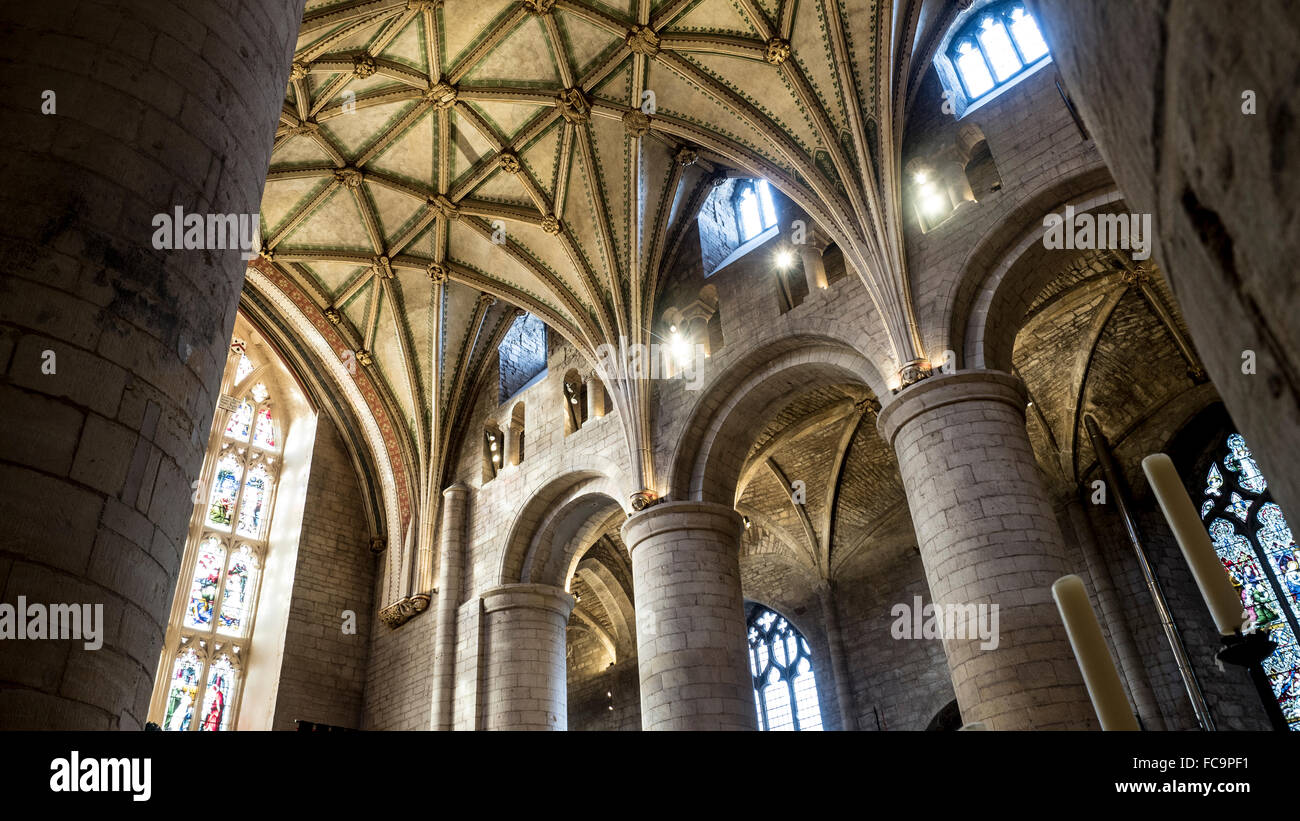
[
  {"left": 151, "top": 343, "right": 282, "bottom": 731},
  {"left": 508, "top": 402, "right": 525, "bottom": 466},
  {"left": 746, "top": 604, "right": 823, "bottom": 731},
  {"left": 483, "top": 421, "right": 503, "bottom": 482},
  {"left": 732, "top": 179, "right": 778, "bottom": 242},
  {"left": 1198, "top": 432, "right": 1300, "bottom": 730},
  {"left": 936, "top": 1, "right": 1051, "bottom": 118},
  {"left": 563, "top": 369, "right": 587, "bottom": 435}
]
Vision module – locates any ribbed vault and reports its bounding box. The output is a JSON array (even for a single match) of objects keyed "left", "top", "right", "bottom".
[
  {"left": 734, "top": 382, "right": 907, "bottom": 582},
  {"left": 257, "top": 0, "right": 952, "bottom": 603}
]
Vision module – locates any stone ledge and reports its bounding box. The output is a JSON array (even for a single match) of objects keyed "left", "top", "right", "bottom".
[
  {"left": 621, "top": 500, "right": 744, "bottom": 552},
  {"left": 875, "top": 369, "right": 1028, "bottom": 448},
  {"left": 480, "top": 582, "right": 575, "bottom": 618}
]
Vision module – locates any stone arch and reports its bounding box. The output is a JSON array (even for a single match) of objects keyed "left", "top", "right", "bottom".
[
  {"left": 668, "top": 335, "right": 884, "bottom": 506},
  {"left": 565, "top": 619, "right": 615, "bottom": 667},
  {"left": 945, "top": 167, "right": 1120, "bottom": 369},
  {"left": 572, "top": 547, "right": 637, "bottom": 662},
  {"left": 482, "top": 420, "right": 503, "bottom": 483},
  {"left": 243, "top": 269, "right": 412, "bottom": 585},
  {"left": 497, "top": 465, "right": 631, "bottom": 588},
  {"left": 508, "top": 401, "right": 525, "bottom": 466},
  {"left": 561, "top": 368, "right": 586, "bottom": 435},
  {"left": 739, "top": 557, "right": 823, "bottom": 646}
]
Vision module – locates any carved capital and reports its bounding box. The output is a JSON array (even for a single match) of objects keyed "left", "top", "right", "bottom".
[
  {"left": 675, "top": 147, "right": 699, "bottom": 167},
  {"left": 352, "top": 54, "right": 377, "bottom": 78},
  {"left": 379, "top": 594, "right": 430, "bottom": 629},
  {"left": 368, "top": 535, "right": 386, "bottom": 554},
  {"left": 764, "top": 38, "right": 791, "bottom": 65},
  {"left": 895, "top": 359, "right": 933, "bottom": 391},
  {"left": 477, "top": 292, "right": 497, "bottom": 311},
  {"left": 623, "top": 109, "right": 651, "bottom": 137},
  {"left": 626, "top": 25, "right": 661, "bottom": 56},
  {"left": 629, "top": 490, "right": 660, "bottom": 512},
  {"left": 557, "top": 86, "right": 591, "bottom": 124}
]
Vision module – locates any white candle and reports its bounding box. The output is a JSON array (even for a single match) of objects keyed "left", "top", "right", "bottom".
[
  {"left": 1142, "top": 453, "right": 1242, "bottom": 635},
  {"left": 1052, "top": 574, "right": 1139, "bottom": 731}
]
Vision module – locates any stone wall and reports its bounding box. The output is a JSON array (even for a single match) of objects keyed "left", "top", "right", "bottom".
[
  {"left": 497, "top": 313, "right": 548, "bottom": 404},
  {"left": 271, "top": 417, "right": 374, "bottom": 731},
  {"left": 567, "top": 654, "right": 640, "bottom": 731}
]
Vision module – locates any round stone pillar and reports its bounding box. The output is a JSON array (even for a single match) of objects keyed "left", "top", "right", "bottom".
[
  {"left": 0, "top": 1, "right": 303, "bottom": 729},
  {"left": 621, "top": 501, "right": 757, "bottom": 730},
  {"left": 479, "top": 583, "right": 574, "bottom": 730},
  {"left": 876, "top": 371, "right": 1096, "bottom": 730}
]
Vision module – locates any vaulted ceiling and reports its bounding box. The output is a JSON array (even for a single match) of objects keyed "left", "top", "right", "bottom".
[
  {"left": 1013, "top": 251, "right": 1210, "bottom": 491},
  {"left": 733, "top": 382, "right": 910, "bottom": 582},
  {"left": 258, "top": 0, "right": 952, "bottom": 517}
]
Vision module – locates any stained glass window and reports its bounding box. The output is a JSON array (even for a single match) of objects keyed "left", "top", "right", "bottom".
[
  {"left": 152, "top": 340, "right": 289, "bottom": 731},
  {"left": 207, "top": 456, "right": 242, "bottom": 530},
  {"left": 1227, "top": 493, "right": 1252, "bottom": 522},
  {"left": 1224, "top": 433, "right": 1267, "bottom": 493},
  {"left": 1205, "top": 463, "right": 1223, "bottom": 496},
  {"left": 253, "top": 407, "right": 276, "bottom": 449},
  {"left": 747, "top": 604, "right": 823, "bottom": 731},
  {"left": 947, "top": 2, "right": 1050, "bottom": 105},
  {"left": 218, "top": 546, "right": 257, "bottom": 635},
  {"left": 199, "top": 655, "right": 237, "bottom": 732},
  {"left": 235, "top": 354, "right": 255, "bottom": 384},
  {"left": 225, "top": 401, "right": 253, "bottom": 441},
  {"left": 1199, "top": 431, "right": 1300, "bottom": 730},
  {"left": 184, "top": 537, "right": 225, "bottom": 629},
  {"left": 163, "top": 649, "right": 202, "bottom": 732},
  {"left": 236, "top": 466, "right": 270, "bottom": 539}
]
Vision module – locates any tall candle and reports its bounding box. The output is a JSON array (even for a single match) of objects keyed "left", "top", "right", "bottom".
[
  {"left": 1052, "top": 574, "right": 1140, "bottom": 731},
  {"left": 1142, "top": 453, "right": 1242, "bottom": 635}
]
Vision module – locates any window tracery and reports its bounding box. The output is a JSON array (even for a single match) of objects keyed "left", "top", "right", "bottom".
[
  {"left": 150, "top": 344, "right": 284, "bottom": 731},
  {"left": 747, "top": 604, "right": 823, "bottom": 731},
  {"left": 1199, "top": 432, "right": 1300, "bottom": 730}
]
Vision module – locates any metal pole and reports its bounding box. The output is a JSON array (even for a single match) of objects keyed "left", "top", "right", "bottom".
[{"left": 1084, "top": 414, "right": 1215, "bottom": 731}]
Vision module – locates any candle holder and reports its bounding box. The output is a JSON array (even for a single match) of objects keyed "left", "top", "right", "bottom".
[{"left": 1216, "top": 629, "right": 1289, "bottom": 732}]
